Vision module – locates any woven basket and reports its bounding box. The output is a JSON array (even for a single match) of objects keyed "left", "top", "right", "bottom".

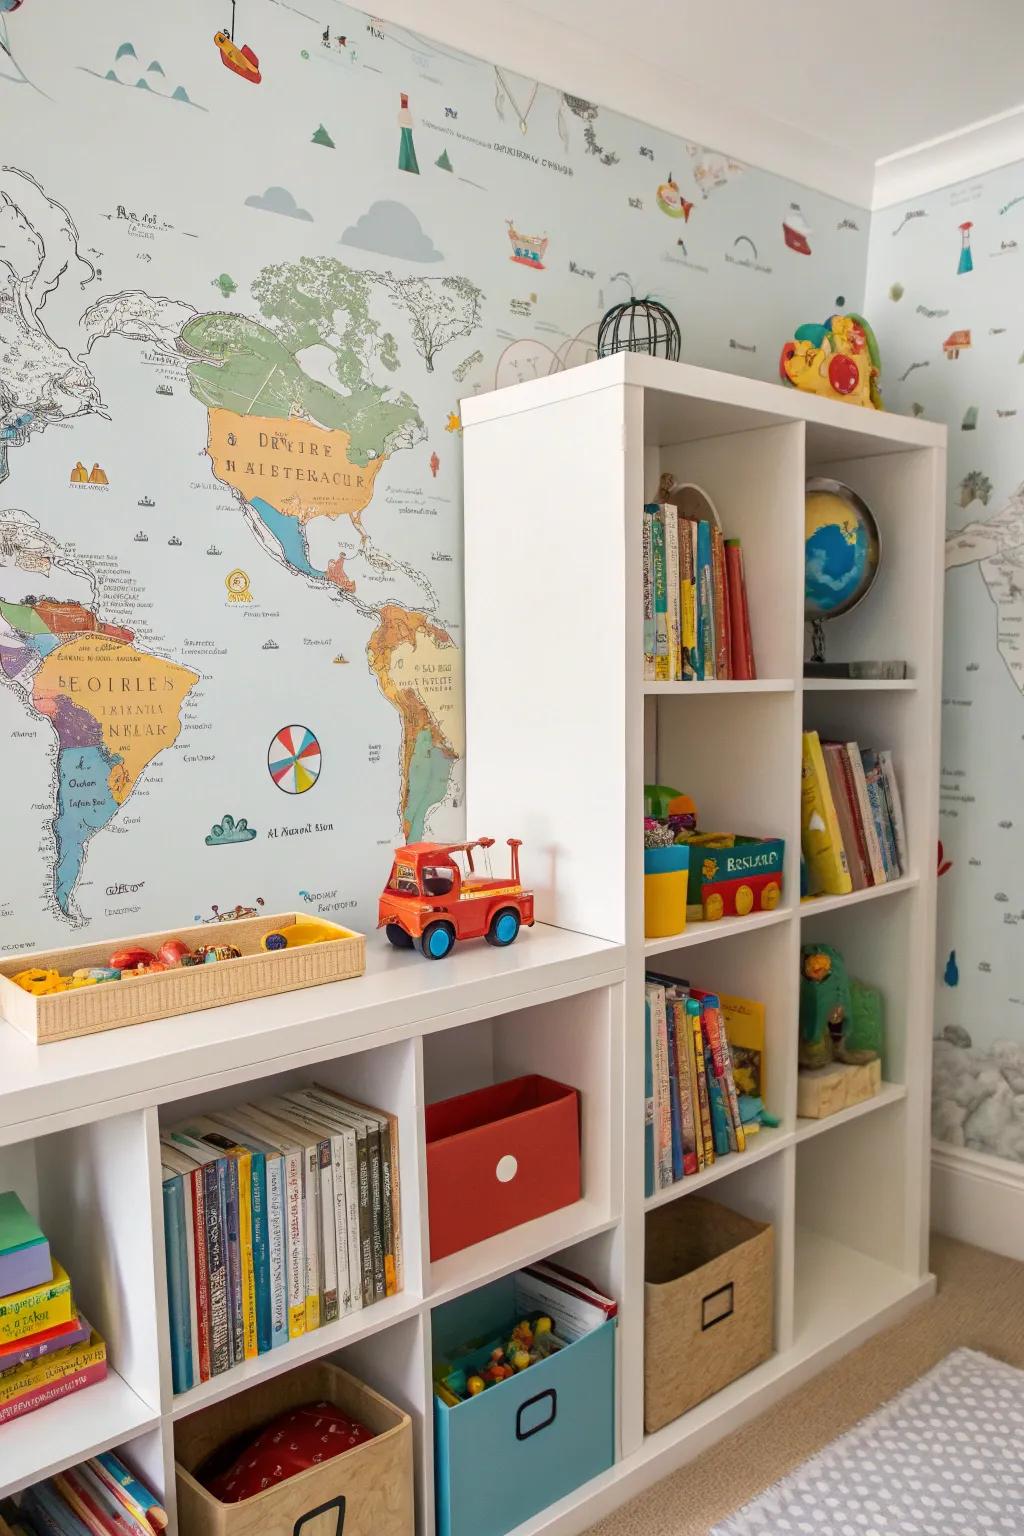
[
  {"left": 0, "top": 913, "right": 365, "bottom": 1045},
  {"left": 175, "top": 1359, "right": 413, "bottom": 1536},
  {"left": 644, "top": 1196, "right": 773, "bottom": 1433}
]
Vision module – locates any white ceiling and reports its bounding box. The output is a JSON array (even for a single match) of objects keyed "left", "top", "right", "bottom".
[
  {"left": 517, "top": 0, "right": 1024, "bottom": 165},
  {"left": 374, "top": 0, "right": 1024, "bottom": 204}
]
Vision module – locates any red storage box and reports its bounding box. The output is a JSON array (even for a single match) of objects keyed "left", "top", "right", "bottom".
[{"left": 425, "top": 1075, "right": 581, "bottom": 1261}]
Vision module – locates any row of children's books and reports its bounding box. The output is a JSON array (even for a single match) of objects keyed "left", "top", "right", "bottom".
[
  {"left": 160, "top": 1084, "right": 402, "bottom": 1395},
  {"left": 642, "top": 502, "right": 756, "bottom": 681},
  {"left": 644, "top": 979, "right": 767, "bottom": 1195},
  {"left": 0, "top": 1453, "right": 166, "bottom": 1536},
  {"left": 0, "top": 1191, "right": 106, "bottom": 1426},
  {"left": 800, "top": 730, "right": 907, "bottom": 897}
]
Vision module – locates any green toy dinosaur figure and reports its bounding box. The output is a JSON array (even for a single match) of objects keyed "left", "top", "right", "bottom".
[{"left": 799, "top": 943, "right": 883, "bottom": 1070}]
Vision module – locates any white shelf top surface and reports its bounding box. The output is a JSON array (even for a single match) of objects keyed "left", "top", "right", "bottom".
[
  {"left": 461, "top": 354, "right": 947, "bottom": 460},
  {"left": 0, "top": 924, "right": 624, "bottom": 1139},
  {"left": 0, "top": 1369, "right": 157, "bottom": 1501}
]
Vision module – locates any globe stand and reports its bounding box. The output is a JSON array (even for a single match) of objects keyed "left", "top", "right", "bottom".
[{"left": 809, "top": 618, "right": 827, "bottom": 667}]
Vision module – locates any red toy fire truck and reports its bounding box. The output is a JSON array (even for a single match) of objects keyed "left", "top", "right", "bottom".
[{"left": 378, "top": 838, "right": 534, "bottom": 959}]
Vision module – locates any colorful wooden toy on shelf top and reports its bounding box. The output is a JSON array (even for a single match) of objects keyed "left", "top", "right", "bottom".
[
  {"left": 378, "top": 838, "right": 534, "bottom": 959},
  {"left": 779, "top": 312, "right": 883, "bottom": 410}
]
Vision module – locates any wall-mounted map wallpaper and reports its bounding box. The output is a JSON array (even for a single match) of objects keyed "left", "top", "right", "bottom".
[
  {"left": 867, "top": 161, "right": 1024, "bottom": 1163},
  {"left": 0, "top": 0, "right": 868, "bottom": 948}
]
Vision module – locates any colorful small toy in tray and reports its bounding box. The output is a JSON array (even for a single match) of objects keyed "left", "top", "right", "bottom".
[
  {"left": 435, "top": 1314, "right": 564, "bottom": 1405},
  {"left": 643, "top": 785, "right": 784, "bottom": 921}
]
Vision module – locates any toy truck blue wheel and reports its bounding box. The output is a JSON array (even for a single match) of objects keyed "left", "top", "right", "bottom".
[
  {"left": 486, "top": 907, "right": 521, "bottom": 947},
  {"left": 419, "top": 920, "right": 455, "bottom": 959},
  {"left": 385, "top": 923, "right": 414, "bottom": 949},
  {"left": 264, "top": 932, "right": 288, "bottom": 950}
]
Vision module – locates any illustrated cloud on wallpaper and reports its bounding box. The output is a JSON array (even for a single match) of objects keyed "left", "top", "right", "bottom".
[
  {"left": 340, "top": 199, "right": 443, "bottom": 263},
  {"left": 244, "top": 186, "right": 314, "bottom": 221}
]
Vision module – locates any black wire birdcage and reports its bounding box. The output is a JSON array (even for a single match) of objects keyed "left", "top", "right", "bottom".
[{"left": 597, "top": 295, "right": 680, "bottom": 360}]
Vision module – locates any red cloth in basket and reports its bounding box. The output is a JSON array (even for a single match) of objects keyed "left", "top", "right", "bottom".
[{"left": 205, "top": 1400, "right": 375, "bottom": 1503}]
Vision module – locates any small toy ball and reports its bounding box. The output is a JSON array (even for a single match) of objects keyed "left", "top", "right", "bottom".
[
  {"left": 157, "top": 939, "right": 192, "bottom": 966},
  {"left": 534, "top": 1316, "right": 552, "bottom": 1336},
  {"left": 466, "top": 1375, "right": 486, "bottom": 1397},
  {"left": 512, "top": 1349, "right": 531, "bottom": 1372},
  {"left": 263, "top": 932, "right": 288, "bottom": 951},
  {"left": 109, "top": 946, "right": 156, "bottom": 971}
]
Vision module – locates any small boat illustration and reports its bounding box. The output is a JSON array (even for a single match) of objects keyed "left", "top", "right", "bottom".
[
  {"left": 138, "top": 496, "right": 155, "bottom": 508},
  {"left": 206, "top": 544, "right": 222, "bottom": 555},
  {"left": 333, "top": 654, "right": 348, "bottom": 664},
  {"left": 133, "top": 531, "right": 149, "bottom": 543},
  {"left": 261, "top": 639, "right": 279, "bottom": 650},
  {"left": 168, "top": 535, "right": 182, "bottom": 546},
  {"left": 155, "top": 384, "right": 173, "bottom": 396},
  {"left": 507, "top": 220, "right": 548, "bottom": 270}
]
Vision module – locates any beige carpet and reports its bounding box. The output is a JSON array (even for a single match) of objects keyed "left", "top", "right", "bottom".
[{"left": 587, "top": 1235, "right": 1024, "bottom": 1536}]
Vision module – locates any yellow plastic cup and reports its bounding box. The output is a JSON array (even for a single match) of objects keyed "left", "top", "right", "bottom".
[{"left": 643, "top": 846, "right": 689, "bottom": 940}]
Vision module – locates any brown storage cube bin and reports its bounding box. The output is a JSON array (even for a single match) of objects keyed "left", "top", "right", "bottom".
[
  {"left": 175, "top": 1360, "right": 413, "bottom": 1536},
  {"left": 644, "top": 1196, "right": 773, "bottom": 1433}
]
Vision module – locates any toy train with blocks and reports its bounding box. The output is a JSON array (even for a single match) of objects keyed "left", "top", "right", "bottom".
[{"left": 379, "top": 838, "right": 535, "bottom": 959}]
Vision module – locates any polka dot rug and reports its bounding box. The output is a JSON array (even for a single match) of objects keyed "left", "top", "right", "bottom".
[{"left": 710, "top": 1348, "right": 1024, "bottom": 1535}]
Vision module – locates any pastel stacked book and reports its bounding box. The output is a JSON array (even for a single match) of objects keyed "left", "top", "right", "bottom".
[
  {"left": 160, "top": 1085, "right": 402, "bottom": 1394},
  {"left": 0, "top": 1450, "right": 166, "bottom": 1536},
  {"left": 800, "top": 730, "right": 908, "bottom": 898},
  {"left": 645, "top": 982, "right": 774, "bottom": 1196},
  {"left": 0, "top": 1192, "right": 106, "bottom": 1425}
]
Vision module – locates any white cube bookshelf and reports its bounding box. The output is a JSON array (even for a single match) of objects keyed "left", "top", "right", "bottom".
[
  {"left": 0, "top": 354, "right": 945, "bottom": 1536},
  {"left": 463, "top": 354, "right": 945, "bottom": 1495}
]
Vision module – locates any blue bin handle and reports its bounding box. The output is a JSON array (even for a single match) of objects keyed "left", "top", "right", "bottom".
[
  {"left": 293, "top": 1495, "right": 346, "bottom": 1536},
  {"left": 516, "top": 1387, "right": 557, "bottom": 1441}
]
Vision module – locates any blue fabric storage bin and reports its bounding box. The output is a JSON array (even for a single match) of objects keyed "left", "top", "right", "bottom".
[{"left": 433, "top": 1275, "right": 616, "bottom": 1536}]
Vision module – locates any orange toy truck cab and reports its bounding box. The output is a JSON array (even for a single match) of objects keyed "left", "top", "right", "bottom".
[{"left": 378, "top": 837, "right": 535, "bottom": 959}]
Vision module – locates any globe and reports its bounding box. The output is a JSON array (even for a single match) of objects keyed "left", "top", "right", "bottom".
[{"left": 805, "top": 478, "right": 880, "bottom": 620}]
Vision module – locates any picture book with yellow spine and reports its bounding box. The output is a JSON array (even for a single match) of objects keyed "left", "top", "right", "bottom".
[{"left": 800, "top": 730, "right": 852, "bottom": 896}]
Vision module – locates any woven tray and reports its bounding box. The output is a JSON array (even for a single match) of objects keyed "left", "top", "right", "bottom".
[{"left": 0, "top": 913, "right": 365, "bottom": 1045}]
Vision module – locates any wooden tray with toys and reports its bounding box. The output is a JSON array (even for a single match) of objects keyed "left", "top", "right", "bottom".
[{"left": 0, "top": 912, "right": 365, "bottom": 1045}]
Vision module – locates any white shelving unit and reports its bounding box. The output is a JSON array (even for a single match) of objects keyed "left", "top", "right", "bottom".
[
  {"left": 463, "top": 353, "right": 945, "bottom": 1525},
  {"left": 0, "top": 353, "right": 945, "bottom": 1536},
  {"left": 0, "top": 926, "right": 624, "bottom": 1532}
]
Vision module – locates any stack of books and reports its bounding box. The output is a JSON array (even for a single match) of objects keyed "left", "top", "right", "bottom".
[
  {"left": 642, "top": 502, "right": 756, "bottom": 681},
  {"left": 0, "top": 1192, "right": 106, "bottom": 1425},
  {"left": 160, "top": 1085, "right": 402, "bottom": 1395},
  {"left": 1, "top": 1451, "right": 167, "bottom": 1535},
  {"left": 644, "top": 979, "right": 766, "bottom": 1196},
  {"left": 801, "top": 730, "right": 907, "bottom": 898}
]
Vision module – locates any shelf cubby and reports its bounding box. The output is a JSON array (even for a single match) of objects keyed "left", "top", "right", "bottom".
[
  {"left": 422, "top": 988, "right": 621, "bottom": 1304},
  {"left": 0, "top": 1114, "right": 163, "bottom": 1500}
]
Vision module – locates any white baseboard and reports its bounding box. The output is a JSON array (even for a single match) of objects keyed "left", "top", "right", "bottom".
[{"left": 931, "top": 1143, "right": 1024, "bottom": 1263}]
